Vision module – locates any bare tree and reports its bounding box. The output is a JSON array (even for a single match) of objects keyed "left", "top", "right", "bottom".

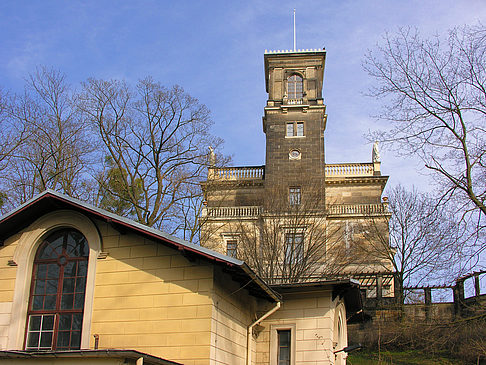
[
  {"left": 358, "top": 185, "right": 466, "bottom": 303},
  {"left": 80, "top": 77, "right": 225, "bottom": 234},
  {"left": 220, "top": 186, "right": 364, "bottom": 284},
  {"left": 364, "top": 24, "right": 486, "bottom": 236},
  {"left": 1, "top": 67, "right": 95, "bottom": 208}
]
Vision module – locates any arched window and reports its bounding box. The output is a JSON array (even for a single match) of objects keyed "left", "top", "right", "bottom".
[
  {"left": 287, "top": 74, "right": 303, "bottom": 99},
  {"left": 25, "top": 229, "right": 89, "bottom": 351}
]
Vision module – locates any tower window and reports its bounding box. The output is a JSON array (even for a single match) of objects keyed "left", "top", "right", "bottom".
[
  {"left": 286, "top": 122, "right": 304, "bottom": 137},
  {"left": 226, "top": 239, "right": 238, "bottom": 258},
  {"left": 285, "top": 233, "right": 304, "bottom": 265},
  {"left": 26, "top": 229, "right": 89, "bottom": 351},
  {"left": 289, "top": 187, "right": 301, "bottom": 205},
  {"left": 287, "top": 74, "right": 303, "bottom": 99}
]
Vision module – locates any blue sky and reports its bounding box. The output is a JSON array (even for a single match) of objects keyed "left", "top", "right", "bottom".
[{"left": 1, "top": 0, "right": 485, "bottom": 194}]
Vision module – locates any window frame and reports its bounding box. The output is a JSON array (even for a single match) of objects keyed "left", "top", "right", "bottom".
[
  {"left": 285, "top": 121, "right": 305, "bottom": 138},
  {"left": 284, "top": 232, "right": 304, "bottom": 265},
  {"left": 289, "top": 187, "right": 301, "bottom": 206},
  {"left": 25, "top": 229, "right": 89, "bottom": 351},
  {"left": 226, "top": 239, "right": 238, "bottom": 258},
  {"left": 8, "top": 210, "right": 101, "bottom": 351},
  {"left": 269, "top": 323, "right": 296, "bottom": 365},
  {"left": 287, "top": 74, "right": 303, "bottom": 100}
]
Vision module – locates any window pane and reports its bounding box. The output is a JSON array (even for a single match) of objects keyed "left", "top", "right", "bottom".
[
  {"left": 61, "top": 294, "right": 74, "bottom": 309},
  {"left": 36, "top": 264, "right": 48, "bottom": 279},
  {"left": 76, "top": 277, "right": 86, "bottom": 292},
  {"left": 42, "top": 315, "right": 54, "bottom": 330},
  {"left": 26, "top": 332, "right": 40, "bottom": 348},
  {"left": 47, "top": 264, "right": 59, "bottom": 279},
  {"left": 70, "top": 331, "right": 81, "bottom": 348},
  {"left": 278, "top": 330, "right": 291, "bottom": 365},
  {"left": 34, "top": 280, "right": 46, "bottom": 295},
  {"left": 286, "top": 123, "right": 294, "bottom": 137},
  {"left": 32, "top": 296, "right": 44, "bottom": 310},
  {"left": 63, "top": 278, "right": 75, "bottom": 294},
  {"left": 46, "top": 279, "right": 58, "bottom": 294},
  {"left": 226, "top": 240, "right": 237, "bottom": 258},
  {"left": 40, "top": 332, "right": 53, "bottom": 348},
  {"left": 59, "top": 314, "right": 72, "bottom": 331},
  {"left": 57, "top": 331, "right": 70, "bottom": 348},
  {"left": 74, "top": 294, "right": 85, "bottom": 309},
  {"left": 29, "top": 316, "right": 42, "bottom": 331},
  {"left": 296, "top": 122, "right": 304, "bottom": 136},
  {"left": 77, "top": 261, "right": 88, "bottom": 277},
  {"left": 64, "top": 262, "right": 76, "bottom": 277},
  {"left": 44, "top": 295, "right": 56, "bottom": 310}
]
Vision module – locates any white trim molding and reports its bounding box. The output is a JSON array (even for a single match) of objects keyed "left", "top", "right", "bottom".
[{"left": 8, "top": 210, "right": 101, "bottom": 350}]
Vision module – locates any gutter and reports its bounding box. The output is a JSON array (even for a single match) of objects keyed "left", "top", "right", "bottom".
[{"left": 246, "top": 301, "right": 281, "bottom": 365}]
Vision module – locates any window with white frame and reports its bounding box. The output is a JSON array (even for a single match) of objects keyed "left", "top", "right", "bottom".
[
  {"left": 286, "top": 122, "right": 304, "bottom": 137},
  {"left": 270, "top": 324, "right": 296, "bottom": 365}
]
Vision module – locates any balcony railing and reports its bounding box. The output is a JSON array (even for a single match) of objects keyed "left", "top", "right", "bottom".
[
  {"left": 285, "top": 98, "right": 304, "bottom": 105},
  {"left": 327, "top": 203, "right": 389, "bottom": 217},
  {"left": 207, "top": 166, "right": 264, "bottom": 180},
  {"left": 325, "top": 163, "right": 375, "bottom": 177},
  {"left": 203, "top": 206, "right": 263, "bottom": 218}
]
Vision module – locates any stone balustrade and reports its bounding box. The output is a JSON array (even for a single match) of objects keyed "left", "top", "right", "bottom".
[
  {"left": 203, "top": 203, "right": 388, "bottom": 218},
  {"left": 327, "top": 203, "right": 389, "bottom": 216},
  {"left": 325, "top": 163, "right": 375, "bottom": 177},
  {"left": 207, "top": 166, "right": 264, "bottom": 180},
  {"left": 285, "top": 98, "right": 304, "bottom": 105},
  {"left": 203, "top": 206, "right": 263, "bottom": 218}
]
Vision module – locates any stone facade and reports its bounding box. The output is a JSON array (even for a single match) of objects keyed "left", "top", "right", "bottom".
[{"left": 200, "top": 50, "right": 393, "bottom": 294}]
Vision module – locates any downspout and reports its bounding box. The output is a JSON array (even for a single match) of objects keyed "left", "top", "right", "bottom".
[{"left": 246, "top": 301, "right": 281, "bottom": 365}]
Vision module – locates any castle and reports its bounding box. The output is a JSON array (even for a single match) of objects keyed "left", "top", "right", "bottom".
[{"left": 200, "top": 49, "right": 394, "bottom": 298}]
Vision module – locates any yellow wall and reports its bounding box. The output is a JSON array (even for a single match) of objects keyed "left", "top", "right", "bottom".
[
  {"left": 257, "top": 291, "right": 343, "bottom": 365},
  {"left": 209, "top": 267, "right": 260, "bottom": 364},
  {"left": 0, "top": 232, "right": 20, "bottom": 350},
  {"left": 91, "top": 220, "right": 215, "bottom": 365}
]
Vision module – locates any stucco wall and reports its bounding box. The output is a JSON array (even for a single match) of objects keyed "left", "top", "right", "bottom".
[
  {"left": 0, "top": 232, "right": 19, "bottom": 350},
  {"left": 257, "top": 291, "right": 343, "bottom": 365},
  {"left": 210, "top": 267, "right": 259, "bottom": 364},
  {"left": 91, "top": 220, "right": 214, "bottom": 365},
  {"left": 0, "top": 212, "right": 216, "bottom": 365}
]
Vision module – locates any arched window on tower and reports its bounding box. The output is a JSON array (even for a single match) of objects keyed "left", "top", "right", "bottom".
[
  {"left": 287, "top": 74, "right": 303, "bottom": 100},
  {"left": 25, "top": 229, "right": 89, "bottom": 351}
]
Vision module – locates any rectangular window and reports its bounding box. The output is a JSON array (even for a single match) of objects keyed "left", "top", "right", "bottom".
[
  {"left": 285, "top": 233, "right": 304, "bottom": 265},
  {"left": 278, "top": 330, "right": 291, "bottom": 365},
  {"left": 286, "top": 122, "right": 304, "bottom": 137},
  {"left": 226, "top": 239, "right": 237, "bottom": 258},
  {"left": 26, "top": 314, "right": 55, "bottom": 350},
  {"left": 289, "top": 187, "right": 301, "bottom": 206}
]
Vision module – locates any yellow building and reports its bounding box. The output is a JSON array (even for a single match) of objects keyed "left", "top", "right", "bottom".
[{"left": 0, "top": 190, "right": 361, "bottom": 364}]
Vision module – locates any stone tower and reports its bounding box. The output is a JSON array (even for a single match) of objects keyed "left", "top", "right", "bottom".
[
  {"left": 200, "top": 48, "right": 393, "bottom": 297},
  {"left": 262, "top": 50, "right": 327, "bottom": 206}
]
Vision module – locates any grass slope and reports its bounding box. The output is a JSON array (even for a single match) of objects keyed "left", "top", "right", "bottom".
[{"left": 348, "top": 351, "right": 465, "bottom": 365}]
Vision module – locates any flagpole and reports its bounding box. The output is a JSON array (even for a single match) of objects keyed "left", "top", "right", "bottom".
[{"left": 293, "top": 9, "right": 296, "bottom": 51}]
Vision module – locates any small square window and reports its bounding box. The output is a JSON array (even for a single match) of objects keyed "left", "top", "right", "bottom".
[{"left": 286, "top": 122, "right": 304, "bottom": 137}]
